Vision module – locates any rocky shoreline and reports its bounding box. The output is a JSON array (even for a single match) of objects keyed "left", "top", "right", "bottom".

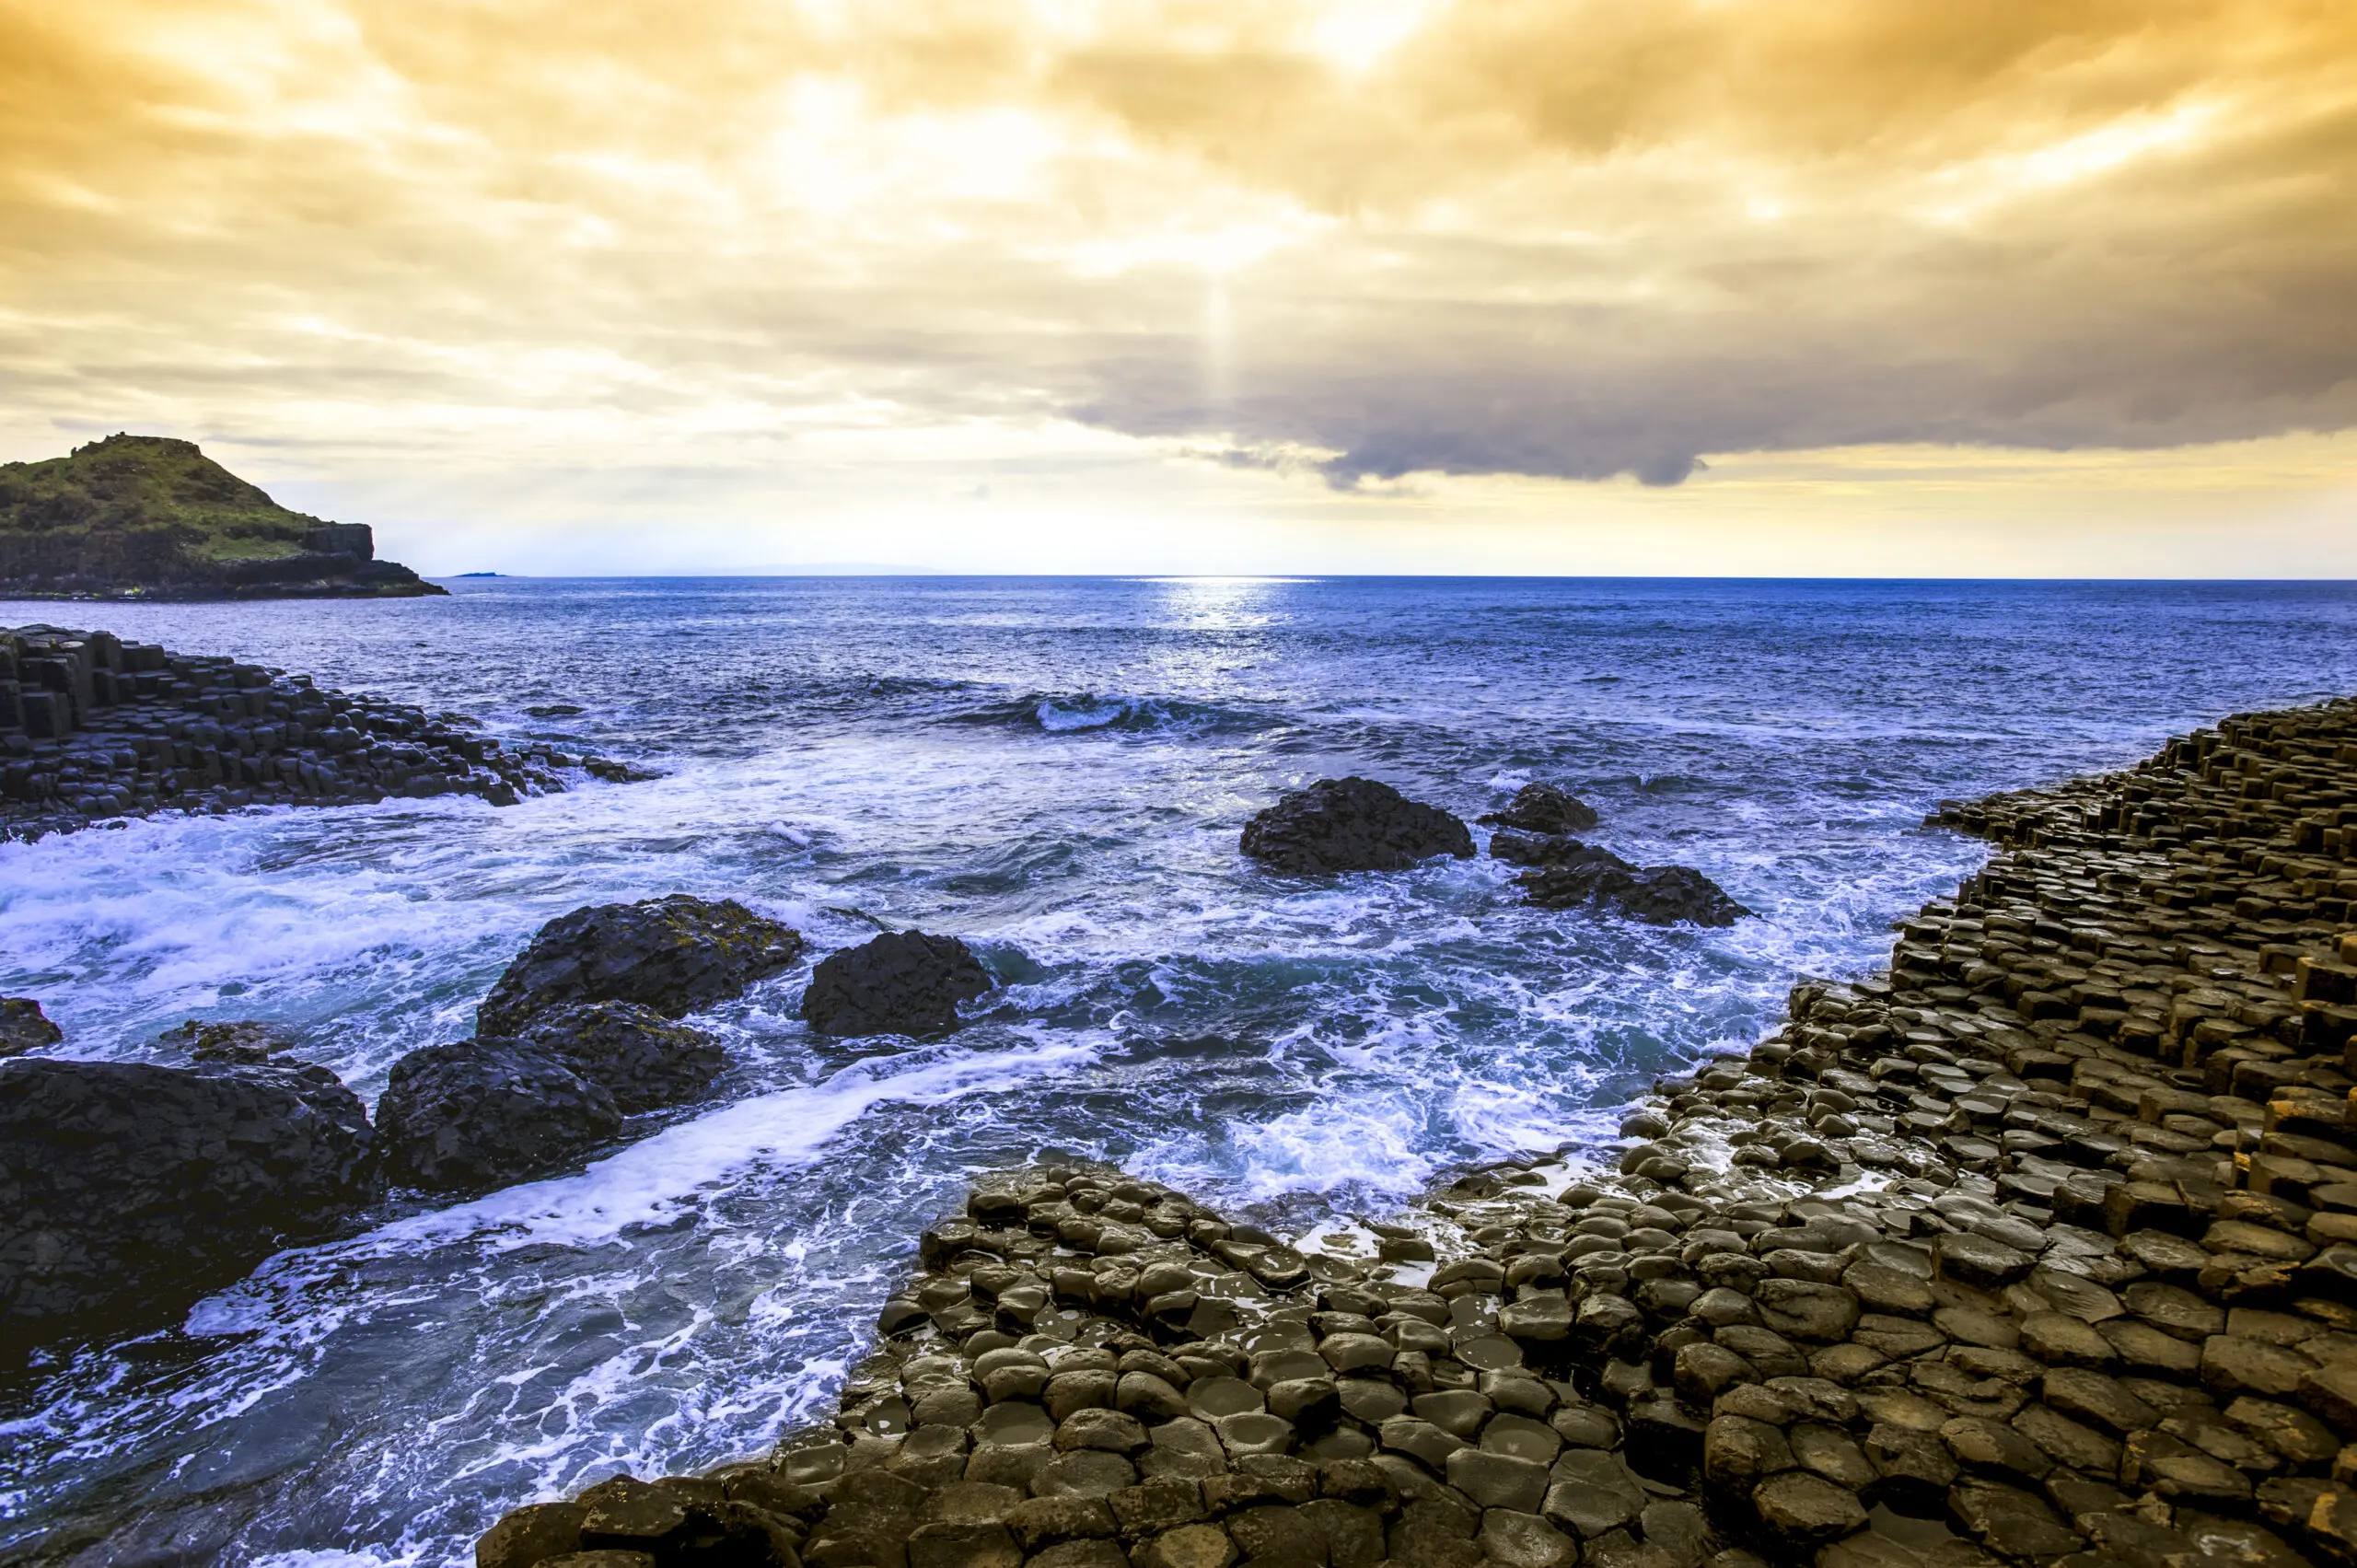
[
  {"left": 0, "top": 622, "right": 647, "bottom": 842},
  {"left": 469, "top": 699, "right": 2357, "bottom": 1568},
  {"left": 1, "top": 893, "right": 1030, "bottom": 1358}
]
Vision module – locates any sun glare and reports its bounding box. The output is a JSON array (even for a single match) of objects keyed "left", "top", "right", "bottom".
[{"left": 1304, "top": 0, "right": 1441, "bottom": 73}]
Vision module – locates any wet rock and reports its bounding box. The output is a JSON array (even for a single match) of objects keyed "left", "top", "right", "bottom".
[
  {"left": 2011, "top": 1404, "right": 2119, "bottom": 1475},
  {"left": 801, "top": 931, "right": 995, "bottom": 1038},
  {"left": 577, "top": 1475, "right": 691, "bottom": 1553},
  {"left": 1036, "top": 1450, "right": 1139, "bottom": 1497},
  {"left": 2121, "top": 1428, "right": 2252, "bottom": 1503},
  {"left": 1480, "top": 783, "right": 1598, "bottom": 835},
  {"left": 1239, "top": 777, "right": 1474, "bottom": 874},
  {"left": 1861, "top": 1423, "right": 1955, "bottom": 1501},
  {"left": 476, "top": 1501, "right": 586, "bottom": 1568},
  {"left": 1136, "top": 1522, "right": 1235, "bottom": 1568},
  {"left": 2039, "top": 1368, "right": 2158, "bottom": 1436},
  {"left": 1009, "top": 1494, "right": 1119, "bottom": 1550},
  {"left": 1499, "top": 1295, "right": 1572, "bottom": 1342},
  {"left": 1932, "top": 1232, "right": 2035, "bottom": 1291},
  {"left": 478, "top": 893, "right": 805, "bottom": 1034},
  {"left": 1109, "top": 1477, "right": 1207, "bottom": 1537},
  {"left": 1945, "top": 1480, "right": 2082, "bottom": 1558},
  {"left": 0, "top": 1056, "right": 373, "bottom": 1345},
  {"left": 1057, "top": 1409, "right": 1150, "bottom": 1455},
  {"left": 907, "top": 1520, "right": 1021, "bottom": 1568},
  {"left": 2225, "top": 1395, "right": 2338, "bottom": 1463},
  {"left": 1750, "top": 1470, "right": 1865, "bottom": 1545},
  {"left": 0, "top": 996, "right": 62, "bottom": 1057},
  {"left": 1703, "top": 1416, "right": 1794, "bottom": 1493},
  {"left": 1487, "top": 830, "right": 1603, "bottom": 868},
  {"left": 1543, "top": 1449, "right": 1647, "bottom": 1538},
  {"left": 1674, "top": 1342, "right": 1755, "bottom": 1406},
  {"left": 1518, "top": 857, "right": 1750, "bottom": 926},
  {"left": 2201, "top": 1334, "right": 2314, "bottom": 1401},
  {"left": 1787, "top": 1423, "right": 1875, "bottom": 1491},
  {"left": 1444, "top": 1448, "right": 1548, "bottom": 1512},
  {"left": 509, "top": 1001, "right": 725, "bottom": 1113},
  {"left": 155, "top": 1017, "right": 308, "bottom": 1064},
  {"left": 1937, "top": 1416, "right": 2049, "bottom": 1481},
  {"left": 0, "top": 622, "right": 628, "bottom": 843},
  {"left": 1842, "top": 1261, "right": 1933, "bottom": 1317},
  {"left": 374, "top": 1040, "right": 623, "bottom": 1191},
  {"left": 1480, "top": 1509, "right": 1578, "bottom": 1568},
  {"left": 1751, "top": 1281, "right": 1860, "bottom": 1344},
  {"left": 2019, "top": 1311, "right": 2114, "bottom": 1368}
]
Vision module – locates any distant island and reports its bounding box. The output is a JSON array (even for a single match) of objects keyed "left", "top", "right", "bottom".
[{"left": 0, "top": 434, "right": 445, "bottom": 599}]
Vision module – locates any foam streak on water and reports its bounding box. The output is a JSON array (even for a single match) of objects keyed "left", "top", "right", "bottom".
[{"left": 4, "top": 576, "right": 2354, "bottom": 1564}]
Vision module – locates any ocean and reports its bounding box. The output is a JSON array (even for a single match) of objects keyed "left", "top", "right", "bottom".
[{"left": 4, "top": 575, "right": 2354, "bottom": 1564}]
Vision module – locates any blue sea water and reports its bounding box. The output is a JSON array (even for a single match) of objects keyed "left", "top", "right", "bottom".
[{"left": 2, "top": 575, "right": 2354, "bottom": 1564}]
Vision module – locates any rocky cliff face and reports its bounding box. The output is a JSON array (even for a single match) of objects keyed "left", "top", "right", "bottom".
[{"left": 0, "top": 433, "right": 446, "bottom": 598}]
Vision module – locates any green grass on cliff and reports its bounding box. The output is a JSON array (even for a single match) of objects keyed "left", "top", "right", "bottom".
[{"left": 0, "top": 434, "right": 324, "bottom": 563}]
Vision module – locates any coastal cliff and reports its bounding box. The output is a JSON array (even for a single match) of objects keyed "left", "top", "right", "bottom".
[
  {"left": 0, "top": 434, "right": 445, "bottom": 599},
  {"left": 470, "top": 700, "right": 2357, "bottom": 1568}
]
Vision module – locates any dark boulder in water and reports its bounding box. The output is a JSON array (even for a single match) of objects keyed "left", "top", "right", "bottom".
[
  {"left": 1239, "top": 776, "right": 1474, "bottom": 874},
  {"left": 513, "top": 1000, "right": 726, "bottom": 1114},
  {"left": 156, "top": 1017, "right": 308, "bottom": 1065},
  {"left": 477, "top": 894, "right": 805, "bottom": 1035},
  {"left": 1480, "top": 782, "right": 1599, "bottom": 834},
  {"left": 802, "top": 931, "right": 994, "bottom": 1037},
  {"left": 1487, "top": 828, "right": 1607, "bottom": 867},
  {"left": 0, "top": 1057, "right": 374, "bottom": 1345},
  {"left": 0, "top": 996, "right": 61, "bottom": 1057},
  {"left": 1519, "top": 854, "right": 1751, "bottom": 926},
  {"left": 374, "top": 1040, "right": 623, "bottom": 1192}
]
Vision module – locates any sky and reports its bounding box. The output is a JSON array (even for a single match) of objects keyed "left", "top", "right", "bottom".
[{"left": 2, "top": 0, "right": 2353, "bottom": 576}]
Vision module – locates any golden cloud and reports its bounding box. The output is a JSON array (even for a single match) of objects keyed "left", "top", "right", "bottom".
[{"left": 2, "top": 0, "right": 2352, "bottom": 489}]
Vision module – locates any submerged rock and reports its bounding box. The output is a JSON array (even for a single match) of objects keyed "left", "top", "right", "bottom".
[
  {"left": 0, "top": 996, "right": 61, "bottom": 1057},
  {"left": 1520, "top": 854, "right": 1750, "bottom": 926},
  {"left": 156, "top": 1017, "right": 308, "bottom": 1065},
  {"left": 801, "top": 931, "right": 994, "bottom": 1037},
  {"left": 1239, "top": 776, "right": 1474, "bottom": 874},
  {"left": 1480, "top": 781, "right": 1599, "bottom": 834},
  {"left": 478, "top": 894, "right": 805, "bottom": 1035},
  {"left": 513, "top": 1000, "right": 726, "bottom": 1114},
  {"left": 374, "top": 1040, "right": 623, "bottom": 1192},
  {"left": 0, "top": 1057, "right": 373, "bottom": 1345}
]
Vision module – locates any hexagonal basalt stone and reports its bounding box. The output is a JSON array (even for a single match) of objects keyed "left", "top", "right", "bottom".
[
  {"left": 1751, "top": 1281, "right": 1860, "bottom": 1344},
  {"left": 1444, "top": 1449, "right": 1548, "bottom": 1513},
  {"left": 1945, "top": 1481, "right": 2084, "bottom": 1558},
  {"left": 1541, "top": 1449, "right": 1646, "bottom": 1538},
  {"left": 1057, "top": 1409, "right": 1150, "bottom": 1455},
  {"left": 1750, "top": 1470, "right": 1865, "bottom": 1546},
  {"left": 1933, "top": 1232, "right": 2036, "bottom": 1291},
  {"left": 1134, "top": 1523, "right": 1234, "bottom": 1568},
  {"left": 1498, "top": 1295, "right": 1573, "bottom": 1342}
]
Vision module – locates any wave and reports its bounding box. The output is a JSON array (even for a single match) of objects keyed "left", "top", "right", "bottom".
[{"left": 946, "top": 691, "right": 1283, "bottom": 737}]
